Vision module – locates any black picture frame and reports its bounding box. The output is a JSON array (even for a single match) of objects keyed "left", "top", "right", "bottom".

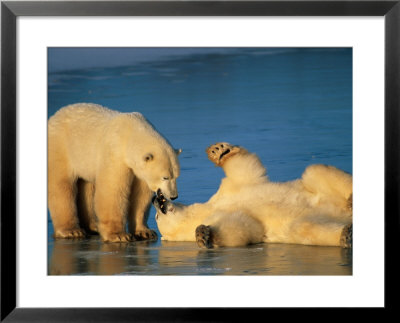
[{"left": 1, "top": 0, "right": 399, "bottom": 321}]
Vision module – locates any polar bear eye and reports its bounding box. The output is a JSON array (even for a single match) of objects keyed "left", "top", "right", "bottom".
[
  {"left": 144, "top": 153, "right": 153, "bottom": 162},
  {"left": 162, "top": 177, "right": 170, "bottom": 180}
]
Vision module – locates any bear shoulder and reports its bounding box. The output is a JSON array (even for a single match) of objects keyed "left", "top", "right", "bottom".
[{"left": 222, "top": 151, "right": 268, "bottom": 184}]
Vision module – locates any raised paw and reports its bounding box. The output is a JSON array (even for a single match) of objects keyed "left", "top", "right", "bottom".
[
  {"left": 134, "top": 229, "right": 158, "bottom": 241},
  {"left": 54, "top": 228, "right": 86, "bottom": 239},
  {"left": 102, "top": 232, "right": 135, "bottom": 243},
  {"left": 340, "top": 224, "right": 352, "bottom": 249},
  {"left": 195, "top": 225, "right": 214, "bottom": 249},
  {"left": 206, "top": 142, "right": 241, "bottom": 166}
]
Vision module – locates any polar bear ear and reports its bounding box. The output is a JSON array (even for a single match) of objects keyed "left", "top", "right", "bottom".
[
  {"left": 143, "top": 153, "right": 154, "bottom": 162},
  {"left": 175, "top": 148, "right": 182, "bottom": 156}
]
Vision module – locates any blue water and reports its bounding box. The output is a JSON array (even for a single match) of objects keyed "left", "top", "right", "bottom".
[{"left": 48, "top": 48, "right": 352, "bottom": 275}]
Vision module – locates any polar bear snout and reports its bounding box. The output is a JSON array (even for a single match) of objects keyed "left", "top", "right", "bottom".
[{"left": 157, "top": 177, "right": 179, "bottom": 200}]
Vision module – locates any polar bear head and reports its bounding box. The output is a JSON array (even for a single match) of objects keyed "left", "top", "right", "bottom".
[
  {"left": 129, "top": 146, "right": 181, "bottom": 200},
  {"left": 121, "top": 113, "right": 182, "bottom": 200},
  {"left": 152, "top": 191, "right": 191, "bottom": 240}
]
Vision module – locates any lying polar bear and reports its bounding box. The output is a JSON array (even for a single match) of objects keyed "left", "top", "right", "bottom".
[{"left": 153, "top": 143, "right": 353, "bottom": 249}]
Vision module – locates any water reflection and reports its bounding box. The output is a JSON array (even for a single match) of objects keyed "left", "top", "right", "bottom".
[
  {"left": 49, "top": 237, "right": 155, "bottom": 275},
  {"left": 48, "top": 237, "right": 352, "bottom": 275}
]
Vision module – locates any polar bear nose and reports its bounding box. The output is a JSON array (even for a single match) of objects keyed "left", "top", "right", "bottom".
[{"left": 170, "top": 195, "right": 178, "bottom": 200}]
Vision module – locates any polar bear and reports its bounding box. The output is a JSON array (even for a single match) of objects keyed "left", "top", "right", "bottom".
[
  {"left": 48, "top": 103, "right": 181, "bottom": 242},
  {"left": 153, "top": 142, "right": 352, "bottom": 248}
]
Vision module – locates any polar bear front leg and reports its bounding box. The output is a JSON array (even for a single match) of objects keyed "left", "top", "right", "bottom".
[
  {"left": 195, "top": 225, "right": 215, "bottom": 249},
  {"left": 206, "top": 142, "right": 242, "bottom": 167},
  {"left": 127, "top": 177, "right": 157, "bottom": 241},
  {"left": 196, "top": 212, "right": 265, "bottom": 248},
  {"left": 94, "top": 169, "right": 134, "bottom": 243}
]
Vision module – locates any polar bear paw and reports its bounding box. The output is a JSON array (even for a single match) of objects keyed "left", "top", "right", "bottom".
[
  {"left": 195, "top": 225, "right": 214, "bottom": 249},
  {"left": 134, "top": 229, "right": 158, "bottom": 241},
  {"left": 206, "top": 142, "right": 241, "bottom": 166},
  {"left": 103, "top": 232, "right": 135, "bottom": 243},
  {"left": 340, "top": 224, "right": 352, "bottom": 248},
  {"left": 54, "top": 228, "right": 86, "bottom": 239}
]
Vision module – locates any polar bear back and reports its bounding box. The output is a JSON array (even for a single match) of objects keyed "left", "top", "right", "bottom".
[{"left": 48, "top": 103, "right": 179, "bottom": 182}]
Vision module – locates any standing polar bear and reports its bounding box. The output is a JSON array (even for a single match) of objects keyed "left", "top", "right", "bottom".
[
  {"left": 154, "top": 142, "right": 352, "bottom": 248},
  {"left": 48, "top": 103, "right": 181, "bottom": 242}
]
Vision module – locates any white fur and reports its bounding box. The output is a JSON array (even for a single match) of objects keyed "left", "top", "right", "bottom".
[
  {"left": 155, "top": 146, "right": 352, "bottom": 247},
  {"left": 48, "top": 103, "right": 180, "bottom": 242}
]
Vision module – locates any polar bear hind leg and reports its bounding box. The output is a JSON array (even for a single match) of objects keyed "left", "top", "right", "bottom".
[
  {"left": 289, "top": 217, "right": 352, "bottom": 247},
  {"left": 94, "top": 165, "right": 134, "bottom": 243},
  {"left": 48, "top": 175, "right": 86, "bottom": 239},
  {"left": 48, "top": 145, "right": 86, "bottom": 239},
  {"left": 76, "top": 179, "right": 98, "bottom": 235},
  {"left": 340, "top": 224, "right": 352, "bottom": 248},
  {"left": 302, "top": 164, "right": 353, "bottom": 213}
]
